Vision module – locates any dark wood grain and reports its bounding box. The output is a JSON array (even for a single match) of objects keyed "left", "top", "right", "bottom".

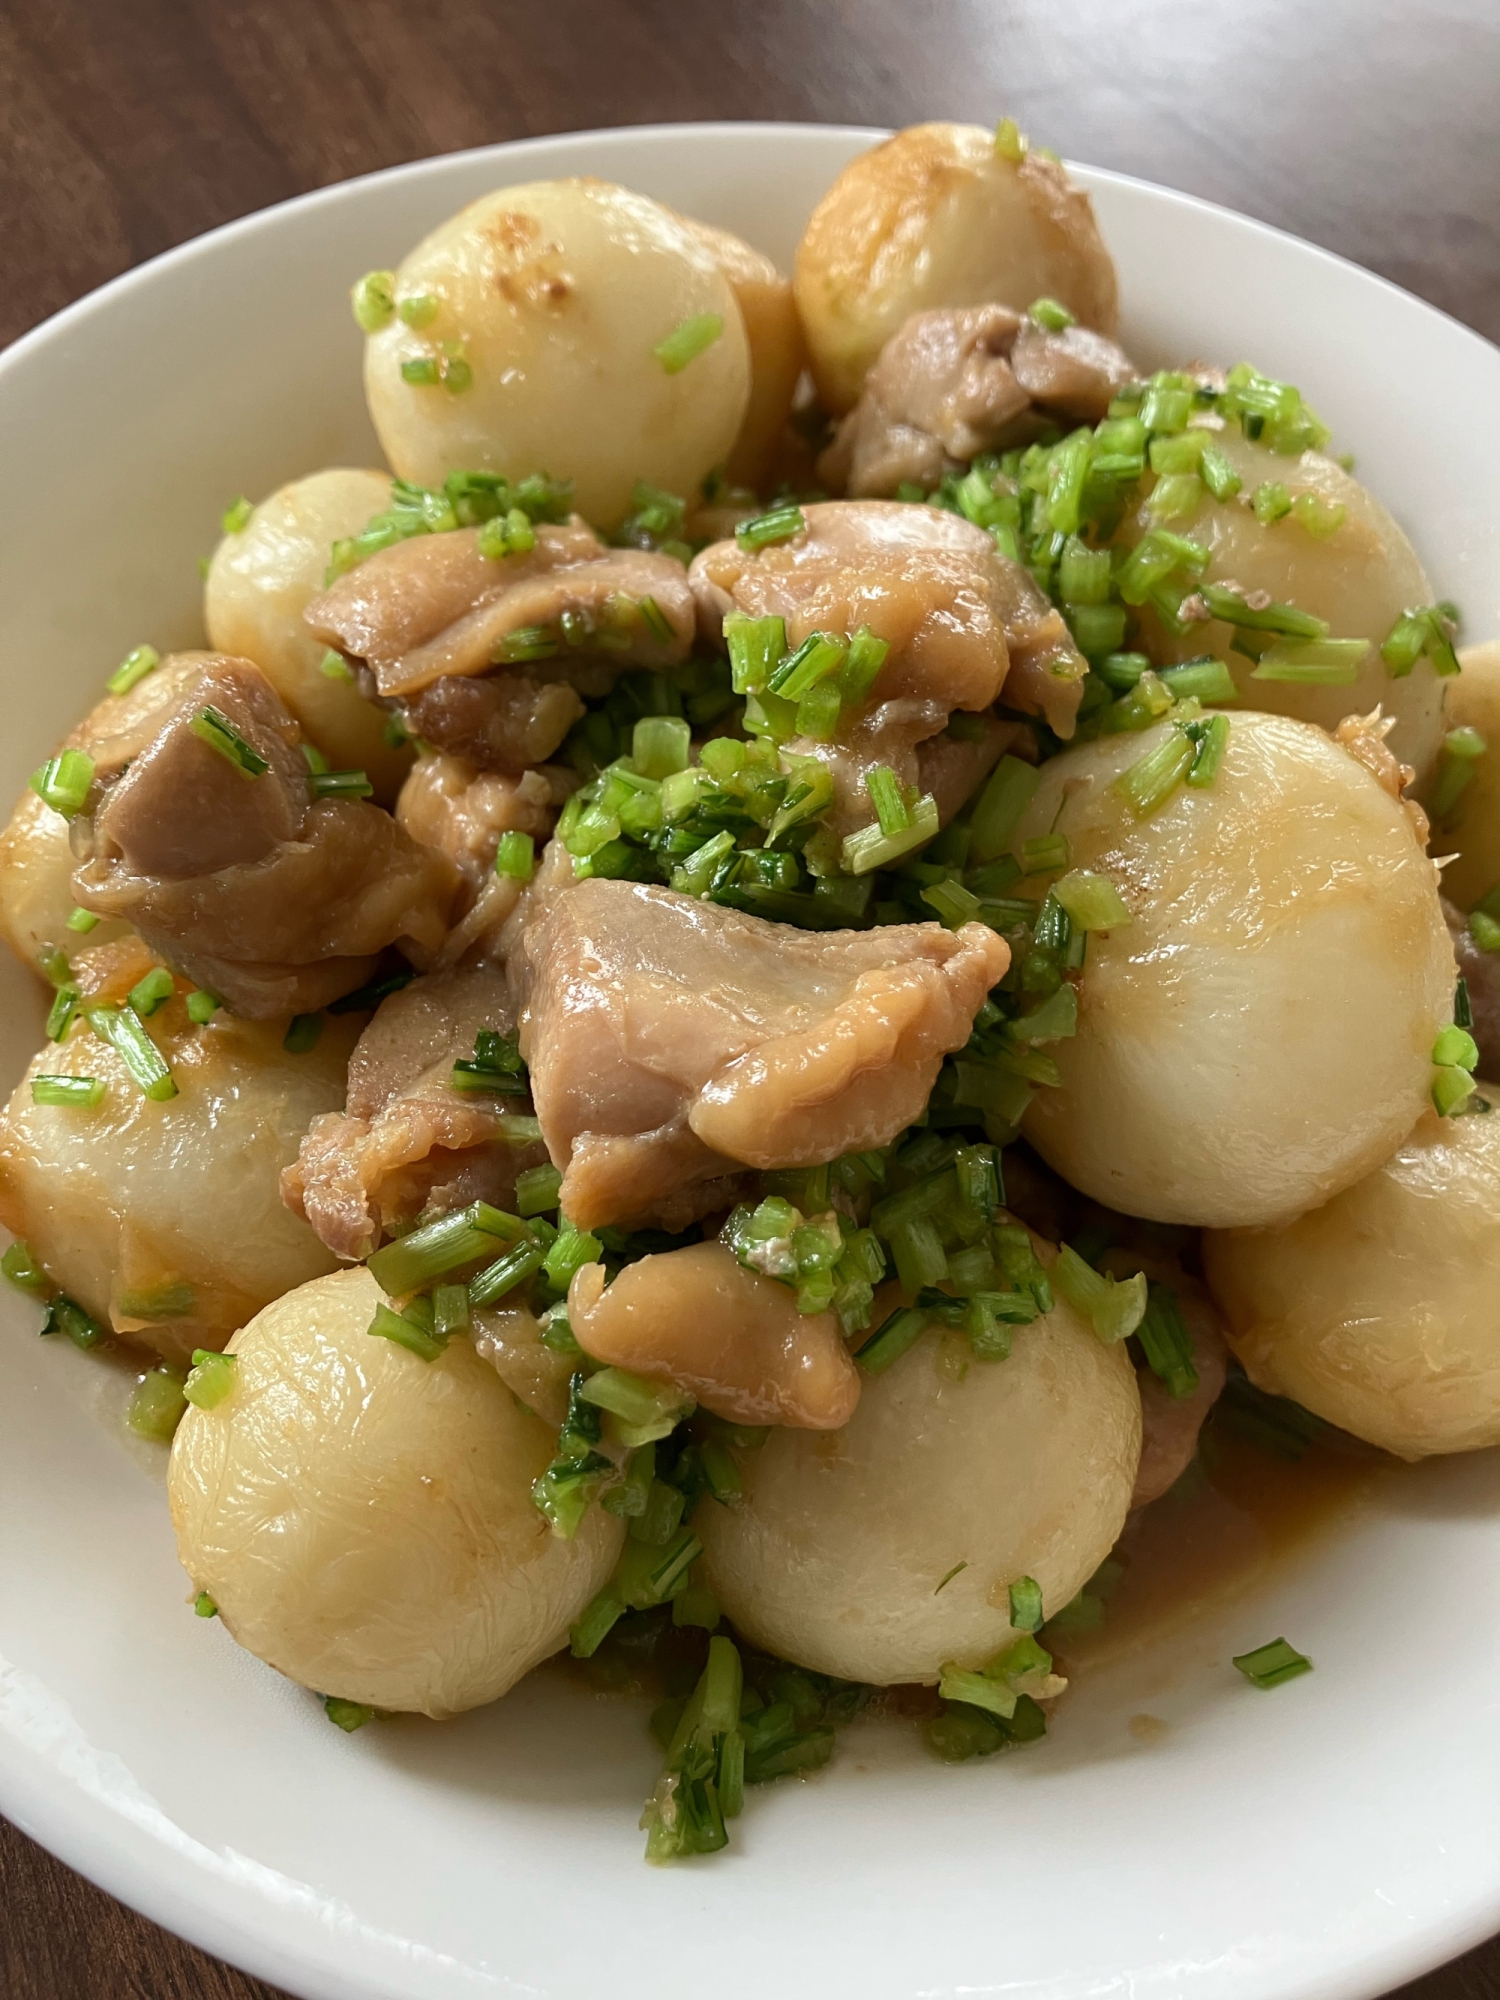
[{"left": 1, "top": 1, "right": 1498, "bottom": 1994}]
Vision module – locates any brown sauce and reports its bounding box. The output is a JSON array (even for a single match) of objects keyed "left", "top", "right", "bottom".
[{"left": 1056, "top": 1408, "right": 1392, "bottom": 1678}]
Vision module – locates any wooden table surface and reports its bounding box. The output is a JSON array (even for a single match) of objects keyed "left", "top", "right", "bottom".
[{"left": 2, "top": 0, "right": 1498, "bottom": 1994}]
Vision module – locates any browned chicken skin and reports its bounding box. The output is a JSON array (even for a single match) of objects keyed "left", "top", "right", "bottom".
[
  {"left": 305, "top": 521, "right": 695, "bottom": 771},
  {"left": 819, "top": 304, "right": 1136, "bottom": 497},
  {"left": 520, "top": 876, "right": 1009, "bottom": 1231},
  {"left": 689, "top": 501, "right": 1087, "bottom": 821},
  {"left": 70, "top": 654, "right": 456, "bottom": 1018},
  {"left": 285, "top": 963, "right": 547, "bottom": 1261},
  {"left": 569, "top": 1241, "right": 861, "bottom": 1429}
]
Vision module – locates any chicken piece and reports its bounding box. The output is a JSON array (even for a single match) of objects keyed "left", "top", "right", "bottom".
[
  {"left": 819, "top": 306, "right": 1136, "bottom": 498},
  {"left": 69, "top": 654, "right": 456, "bottom": 1018},
  {"left": 471, "top": 1302, "right": 576, "bottom": 1426},
  {"left": 521, "top": 878, "right": 1009, "bottom": 1230},
  {"left": 283, "top": 963, "right": 548, "bottom": 1261},
  {"left": 397, "top": 751, "right": 576, "bottom": 966},
  {"left": 305, "top": 522, "right": 695, "bottom": 772},
  {"left": 689, "top": 500, "right": 1087, "bottom": 759},
  {"left": 1448, "top": 898, "right": 1500, "bottom": 1079},
  {"left": 569, "top": 1242, "right": 860, "bottom": 1429},
  {"left": 1129, "top": 1285, "right": 1229, "bottom": 1509}
]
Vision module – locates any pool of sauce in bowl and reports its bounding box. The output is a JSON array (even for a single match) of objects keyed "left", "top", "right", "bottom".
[{"left": 1054, "top": 1393, "right": 1394, "bottom": 1678}]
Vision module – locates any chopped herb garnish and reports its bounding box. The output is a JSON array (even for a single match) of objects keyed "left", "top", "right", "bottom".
[
  {"left": 128, "top": 966, "right": 175, "bottom": 1017},
  {"left": 30, "top": 749, "right": 95, "bottom": 819},
  {"left": 107, "top": 643, "right": 161, "bottom": 696},
  {"left": 325, "top": 1696, "right": 376, "bottom": 1731},
  {"left": 189, "top": 706, "right": 269, "bottom": 779},
  {"left": 1232, "top": 1637, "right": 1312, "bottom": 1688},
  {"left": 30, "top": 1073, "right": 106, "bottom": 1110},
  {"left": 351, "top": 270, "right": 397, "bottom": 332},
  {"left": 654, "top": 312, "right": 724, "bottom": 374},
  {"left": 126, "top": 1366, "right": 188, "bottom": 1441},
  {"left": 194, "top": 1591, "right": 218, "bottom": 1618},
  {"left": 65, "top": 906, "right": 100, "bottom": 934},
  {"left": 1009, "top": 1575, "right": 1044, "bottom": 1632},
  {"left": 86, "top": 1003, "right": 176, "bottom": 1101},
  {"left": 184, "top": 1348, "right": 237, "bottom": 1410},
  {"left": 736, "top": 505, "right": 806, "bottom": 552},
  {"left": 220, "top": 495, "right": 253, "bottom": 535}
]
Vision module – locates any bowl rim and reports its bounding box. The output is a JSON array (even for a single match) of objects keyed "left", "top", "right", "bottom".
[{"left": 2, "top": 116, "right": 1499, "bottom": 2000}]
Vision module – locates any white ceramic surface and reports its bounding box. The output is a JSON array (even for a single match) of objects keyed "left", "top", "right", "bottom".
[{"left": 2, "top": 122, "right": 1499, "bottom": 2000}]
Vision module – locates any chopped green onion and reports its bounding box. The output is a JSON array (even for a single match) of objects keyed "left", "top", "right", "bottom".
[
  {"left": 31, "top": 1074, "right": 106, "bottom": 1110},
  {"left": 736, "top": 505, "right": 805, "bottom": 552},
  {"left": 128, "top": 966, "right": 175, "bottom": 1017},
  {"left": 2, "top": 1241, "right": 50, "bottom": 1297},
  {"left": 1009, "top": 1576, "right": 1044, "bottom": 1632},
  {"left": 1028, "top": 296, "right": 1075, "bottom": 331},
  {"left": 580, "top": 1367, "right": 694, "bottom": 1446},
  {"left": 185, "top": 989, "right": 221, "bottom": 1024},
  {"left": 864, "top": 765, "right": 910, "bottom": 837},
  {"left": 1149, "top": 472, "right": 1204, "bottom": 520},
  {"left": 570, "top": 1585, "right": 627, "bottom": 1658},
  {"left": 1433, "top": 1023, "right": 1480, "bottom": 1071},
  {"left": 194, "top": 1591, "right": 218, "bottom": 1618},
  {"left": 496, "top": 623, "right": 558, "bottom": 664},
  {"left": 1251, "top": 638, "right": 1368, "bottom": 684},
  {"left": 400, "top": 356, "right": 441, "bottom": 387},
  {"left": 1053, "top": 1244, "right": 1148, "bottom": 1344},
  {"left": 126, "top": 1366, "right": 188, "bottom": 1441},
  {"left": 184, "top": 1348, "right": 237, "bottom": 1410},
  {"left": 543, "top": 1221, "right": 602, "bottom": 1293},
  {"left": 1199, "top": 442, "right": 1241, "bottom": 501},
  {"left": 283, "top": 1012, "right": 323, "bottom": 1054},
  {"left": 309, "top": 768, "right": 374, "bottom": 800},
  {"left": 220, "top": 495, "right": 253, "bottom": 535},
  {"left": 1232, "top": 1637, "right": 1312, "bottom": 1688},
  {"left": 432, "top": 1283, "right": 471, "bottom": 1339},
  {"left": 351, "top": 269, "right": 397, "bottom": 332},
  {"left": 490, "top": 829, "right": 535, "bottom": 882},
  {"left": 1470, "top": 910, "right": 1500, "bottom": 954},
  {"left": 397, "top": 292, "right": 439, "bottom": 327},
  {"left": 856, "top": 1305, "right": 930, "bottom": 1374},
  {"left": 30, "top": 749, "right": 95, "bottom": 819},
  {"left": 107, "top": 643, "right": 161, "bottom": 696},
  {"left": 1291, "top": 492, "right": 1346, "bottom": 539},
  {"left": 42, "top": 1294, "right": 106, "bottom": 1348},
  {"left": 1052, "top": 869, "right": 1130, "bottom": 931},
  {"left": 994, "top": 116, "right": 1028, "bottom": 161},
  {"left": 1198, "top": 583, "right": 1327, "bottom": 640},
  {"left": 515, "top": 1165, "right": 563, "bottom": 1217},
  {"left": 318, "top": 649, "right": 354, "bottom": 681},
  {"left": 937, "top": 1664, "right": 1018, "bottom": 1720},
  {"left": 1009, "top": 984, "right": 1077, "bottom": 1043},
  {"left": 769, "top": 631, "right": 847, "bottom": 700},
  {"left": 841, "top": 792, "right": 939, "bottom": 874},
  {"left": 441, "top": 352, "right": 473, "bottom": 395},
  {"left": 368, "top": 1300, "right": 448, "bottom": 1362},
  {"left": 654, "top": 312, "right": 724, "bottom": 374},
  {"left": 969, "top": 756, "right": 1041, "bottom": 862},
  {"left": 921, "top": 878, "right": 982, "bottom": 930},
  {"left": 45, "top": 982, "right": 81, "bottom": 1043},
  {"left": 1185, "top": 713, "right": 1230, "bottom": 788},
  {"left": 1135, "top": 1283, "right": 1199, "bottom": 1399},
  {"left": 1021, "top": 832, "right": 1069, "bottom": 876},
  {"left": 1113, "top": 727, "right": 1196, "bottom": 817},
  {"left": 189, "top": 706, "right": 269, "bottom": 778},
  {"left": 1158, "top": 657, "right": 1238, "bottom": 703},
  {"left": 1251, "top": 480, "right": 1292, "bottom": 524},
  {"left": 368, "top": 1199, "right": 524, "bottom": 1295},
  {"left": 478, "top": 507, "right": 538, "bottom": 560},
  {"left": 934, "top": 1562, "right": 969, "bottom": 1595},
  {"left": 325, "top": 1696, "right": 377, "bottom": 1731},
  {"left": 468, "top": 1236, "right": 546, "bottom": 1308},
  {"left": 86, "top": 1003, "right": 177, "bottom": 1101},
  {"left": 632, "top": 715, "right": 692, "bottom": 779},
  {"left": 723, "top": 613, "right": 787, "bottom": 693},
  {"left": 65, "top": 906, "right": 100, "bottom": 934},
  {"left": 839, "top": 625, "right": 889, "bottom": 706}
]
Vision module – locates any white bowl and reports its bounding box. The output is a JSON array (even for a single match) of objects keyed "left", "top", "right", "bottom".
[{"left": 2, "top": 121, "right": 1499, "bottom": 2000}]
